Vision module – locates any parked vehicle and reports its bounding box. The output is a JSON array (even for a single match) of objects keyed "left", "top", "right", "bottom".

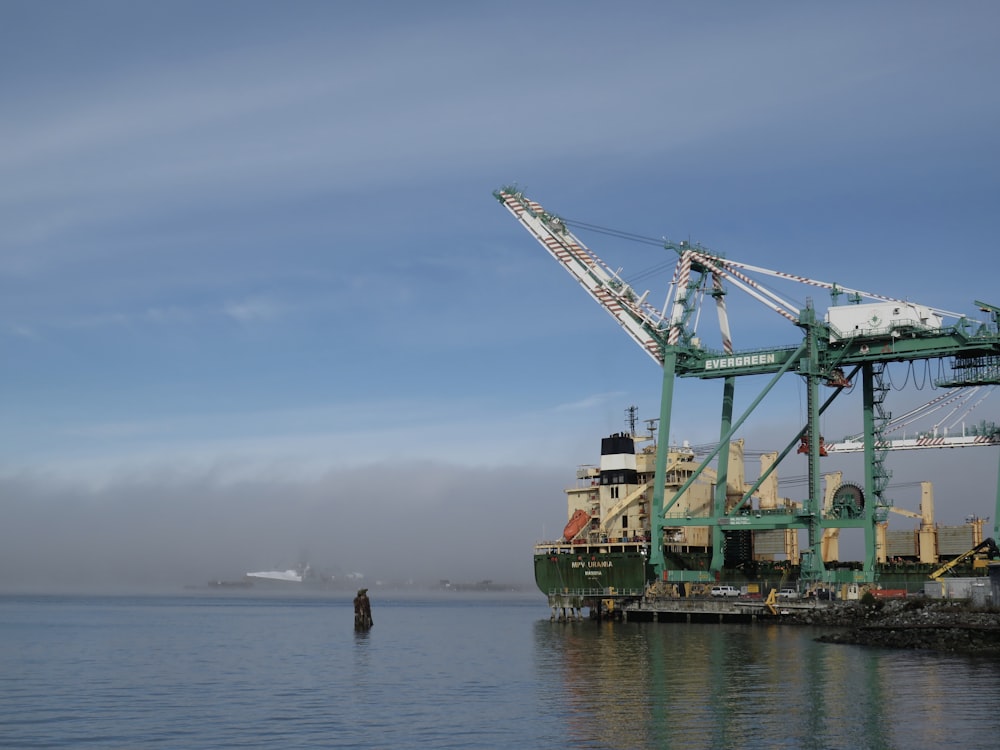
[
  {"left": 778, "top": 588, "right": 800, "bottom": 600},
  {"left": 710, "top": 585, "right": 740, "bottom": 598}
]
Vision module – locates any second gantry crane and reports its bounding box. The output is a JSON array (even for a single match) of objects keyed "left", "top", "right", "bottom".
[{"left": 495, "top": 186, "right": 1000, "bottom": 585}]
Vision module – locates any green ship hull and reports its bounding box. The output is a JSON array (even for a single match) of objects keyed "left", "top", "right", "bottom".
[
  {"left": 534, "top": 548, "right": 986, "bottom": 599},
  {"left": 533, "top": 549, "right": 650, "bottom": 597}
]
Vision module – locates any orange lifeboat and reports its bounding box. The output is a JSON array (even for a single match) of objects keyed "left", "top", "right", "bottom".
[{"left": 562, "top": 509, "right": 590, "bottom": 541}]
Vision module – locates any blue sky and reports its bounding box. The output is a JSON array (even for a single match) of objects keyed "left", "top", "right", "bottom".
[{"left": 2, "top": 1, "right": 999, "bottom": 588}]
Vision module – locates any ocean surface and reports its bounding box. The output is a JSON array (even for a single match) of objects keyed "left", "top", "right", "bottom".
[{"left": 2, "top": 591, "right": 999, "bottom": 749}]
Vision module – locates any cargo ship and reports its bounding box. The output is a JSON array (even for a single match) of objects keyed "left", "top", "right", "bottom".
[
  {"left": 535, "top": 412, "right": 998, "bottom": 616},
  {"left": 535, "top": 417, "right": 746, "bottom": 614},
  {"left": 534, "top": 430, "right": 656, "bottom": 599}
]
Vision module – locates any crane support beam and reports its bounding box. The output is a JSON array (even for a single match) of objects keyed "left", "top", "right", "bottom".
[
  {"left": 676, "top": 334, "right": 1000, "bottom": 380},
  {"left": 658, "top": 340, "right": 808, "bottom": 518}
]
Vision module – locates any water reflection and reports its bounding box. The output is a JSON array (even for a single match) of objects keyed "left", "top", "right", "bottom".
[{"left": 533, "top": 619, "right": 1000, "bottom": 749}]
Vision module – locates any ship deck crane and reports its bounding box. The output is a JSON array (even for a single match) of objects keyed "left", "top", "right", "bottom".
[
  {"left": 879, "top": 482, "right": 937, "bottom": 565},
  {"left": 495, "top": 187, "right": 1000, "bottom": 586}
]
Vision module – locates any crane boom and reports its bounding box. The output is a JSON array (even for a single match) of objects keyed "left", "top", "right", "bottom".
[
  {"left": 825, "top": 433, "right": 1000, "bottom": 452},
  {"left": 494, "top": 187, "right": 667, "bottom": 364},
  {"left": 826, "top": 387, "right": 998, "bottom": 452}
]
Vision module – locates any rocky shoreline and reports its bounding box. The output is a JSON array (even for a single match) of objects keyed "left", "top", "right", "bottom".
[{"left": 786, "top": 598, "right": 1000, "bottom": 655}]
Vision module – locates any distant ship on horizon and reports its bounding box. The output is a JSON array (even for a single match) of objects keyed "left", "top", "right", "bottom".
[
  {"left": 245, "top": 567, "right": 307, "bottom": 584},
  {"left": 239, "top": 563, "right": 366, "bottom": 588}
]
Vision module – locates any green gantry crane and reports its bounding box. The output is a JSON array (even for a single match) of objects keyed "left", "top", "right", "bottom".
[{"left": 496, "top": 186, "right": 1000, "bottom": 585}]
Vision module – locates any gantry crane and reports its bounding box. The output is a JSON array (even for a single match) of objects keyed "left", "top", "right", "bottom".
[{"left": 495, "top": 186, "right": 1000, "bottom": 585}]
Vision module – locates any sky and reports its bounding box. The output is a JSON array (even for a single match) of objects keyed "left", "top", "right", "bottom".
[{"left": 2, "top": 1, "right": 999, "bottom": 590}]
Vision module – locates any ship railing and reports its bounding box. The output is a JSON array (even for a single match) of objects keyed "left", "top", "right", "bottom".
[
  {"left": 534, "top": 543, "right": 578, "bottom": 554},
  {"left": 534, "top": 538, "right": 651, "bottom": 553}
]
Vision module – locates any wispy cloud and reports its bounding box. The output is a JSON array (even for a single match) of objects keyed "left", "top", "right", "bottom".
[
  {"left": 5, "top": 323, "right": 38, "bottom": 339},
  {"left": 554, "top": 393, "right": 626, "bottom": 412},
  {"left": 145, "top": 306, "right": 198, "bottom": 325},
  {"left": 224, "top": 296, "right": 282, "bottom": 323}
]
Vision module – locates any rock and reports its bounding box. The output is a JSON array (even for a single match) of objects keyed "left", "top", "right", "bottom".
[{"left": 797, "top": 599, "right": 1000, "bottom": 654}]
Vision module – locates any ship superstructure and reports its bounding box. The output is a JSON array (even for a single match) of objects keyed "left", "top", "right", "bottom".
[{"left": 535, "top": 409, "right": 807, "bottom": 613}]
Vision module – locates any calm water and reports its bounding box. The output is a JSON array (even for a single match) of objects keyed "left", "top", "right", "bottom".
[{"left": 1, "top": 592, "right": 999, "bottom": 749}]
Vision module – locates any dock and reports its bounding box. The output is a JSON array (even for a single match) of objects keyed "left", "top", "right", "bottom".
[{"left": 623, "top": 597, "right": 828, "bottom": 624}]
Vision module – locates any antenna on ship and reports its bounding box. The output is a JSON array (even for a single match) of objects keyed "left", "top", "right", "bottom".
[{"left": 625, "top": 405, "right": 638, "bottom": 436}]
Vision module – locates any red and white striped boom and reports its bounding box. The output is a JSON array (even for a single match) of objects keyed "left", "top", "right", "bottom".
[{"left": 495, "top": 187, "right": 667, "bottom": 364}]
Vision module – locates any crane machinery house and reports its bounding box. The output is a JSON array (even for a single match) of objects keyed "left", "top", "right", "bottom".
[{"left": 826, "top": 302, "right": 942, "bottom": 343}]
